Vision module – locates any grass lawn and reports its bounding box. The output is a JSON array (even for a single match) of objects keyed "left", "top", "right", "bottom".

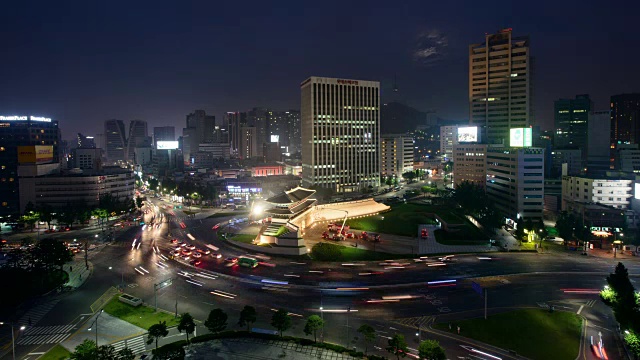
[
  {"left": 434, "top": 225, "right": 489, "bottom": 245},
  {"left": 346, "top": 203, "right": 439, "bottom": 236},
  {"left": 311, "top": 242, "right": 402, "bottom": 261},
  {"left": 40, "top": 344, "right": 71, "bottom": 360},
  {"left": 207, "top": 211, "right": 248, "bottom": 219},
  {"left": 230, "top": 234, "right": 257, "bottom": 244},
  {"left": 434, "top": 309, "right": 582, "bottom": 360},
  {"left": 103, "top": 296, "right": 179, "bottom": 330}
]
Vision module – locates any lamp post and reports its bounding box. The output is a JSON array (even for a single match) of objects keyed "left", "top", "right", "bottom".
[
  {"left": 87, "top": 310, "right": 104, "bottom": 347},
  {"left": 0, "top": 322, "right": 26, "bottom": 360}
]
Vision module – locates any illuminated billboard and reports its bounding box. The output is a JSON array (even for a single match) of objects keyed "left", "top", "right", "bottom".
[
  {"left": 636, "top": 183, "right": 640, "bottom": 199},
  {"left": 156, "top": 141, "right": 179, "bottom": 150},
  {"left": 457, "top": 126, "right": 478, "bottom": 143},
  {"left": 509, "top": 128, "right": 532, "bottom": 147},
  {"left": 0, "top": 115, "right": 51, "bottom": 122},
  {"left": 18, "top": 145, "right": 53, "bottom": 164},
  {"left": 270, "top": 135, "right": 279, "bottom": 143}
]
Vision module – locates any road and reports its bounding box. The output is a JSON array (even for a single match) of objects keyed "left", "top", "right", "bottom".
[{"left": 3, "top": 198, "right": 637, "bottom": 360}]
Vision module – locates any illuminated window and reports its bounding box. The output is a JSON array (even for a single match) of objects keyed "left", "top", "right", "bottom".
[
  {"left": 9, "top": 178, "right": 13, "bottom": 182},
  {"left": 1, "top": 202, "right": 6, "bottom": 207}
]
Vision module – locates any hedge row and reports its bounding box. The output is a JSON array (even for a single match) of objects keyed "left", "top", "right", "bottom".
[{"left": 153, "top": 330, "right": 387, "bottom": 359}]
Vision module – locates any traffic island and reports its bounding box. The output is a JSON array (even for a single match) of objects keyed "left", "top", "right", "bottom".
[
  {"left": 39, "top": 344, "right": 71, "bottom": 360},
  {"left": 103, "top": 295, "right": 179, "bottom": 330},
  {"left": 434, "top": 308, "right": 582, "bottom": 360}
]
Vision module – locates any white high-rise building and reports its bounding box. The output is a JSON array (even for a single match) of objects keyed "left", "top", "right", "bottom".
[
  {"left": 562, "top": 176, "right": 633, "bottom": 210},
  {"left": 469, "top": 28, "right": 532, "bottom": 144},
  {"left": 486, "top": 147, "right": 545, "bottom": 221},
  {"left": 439, "top": 125, "right": 458, "bottom": 160},
  {"left": 381, "top": 134, "right": 414, "bottom": 179},
  {"left": 301, "top": 76, "right": 380, "bottom": 192}
]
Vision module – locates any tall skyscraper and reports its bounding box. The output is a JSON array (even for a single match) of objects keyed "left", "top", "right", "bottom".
[
  {"left": 246, "top": 108, "right": 267, "bottom": 157},
  {"left": 301, "top": 76, "right": 380, "bottom": 192},
  {"left": 610, "top": 93, "right": 640, "bottom": 147},
  {"left": 239, "top": 126, "right": 258, "bottom": 159},
  {"left": 554, "top": 95, "right": 592, "bottom": 150},
  {"left": 127, "top": 120, "right": 148, "bottom": 161},
  {"left": 469, "top": 28, "right": 532, "bottom": 144},
  {"left": 153, "top": 126, "right": 175, "bottom": 144},
  {"left": 225, "top": 112, "right": 245, "bottom": 156},
  {"left": 0, "top": 115, "right": 60, "bottom": 217},
  {"left": 104, "top": 119, "right": 127, "bottom": 162},
  {"left": 587, "top": 111, "right": 611, "bottom": 176},
  {"left": 286, "top": 110, "right": 301, "bottom": 153},
  {"left": 183, "top": 110, "right": 215, "bottom": 162}
]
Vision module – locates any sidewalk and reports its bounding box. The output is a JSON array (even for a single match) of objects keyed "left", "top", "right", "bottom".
[{"left": 63, "top": 259, "right": 94, "bottom": 289}]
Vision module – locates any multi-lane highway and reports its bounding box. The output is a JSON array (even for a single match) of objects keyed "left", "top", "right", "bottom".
[{"left": 5, "top": 198, "right": 638, "bottom": 359}]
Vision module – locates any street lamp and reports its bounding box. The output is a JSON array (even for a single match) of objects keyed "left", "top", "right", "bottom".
[
  {"left": 87, "top": 310, "right": 104, "bottom": 347},
  {"left": 0, "top": 322, "right": 26, "bottom": 360}
]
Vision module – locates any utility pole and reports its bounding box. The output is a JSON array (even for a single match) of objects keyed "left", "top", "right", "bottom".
[{"left": 84, "top": 241, "right": 89, "bottom": 270}]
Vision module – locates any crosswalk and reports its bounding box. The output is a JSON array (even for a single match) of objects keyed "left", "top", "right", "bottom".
[
  {"left": 112, "top": 336, "right": 147, "bottom": 354},
  {"left": 17, "top": 299, "right": 60, "bottom": 327},
  {"left": 585, "top": 299, "right": 597, "bottom": 307},
  {"left": 17, "top": 324, "right": 74, "bottom": 345},
  {"left": 392, "top": 316, "right": 434, "bottom": 329}
]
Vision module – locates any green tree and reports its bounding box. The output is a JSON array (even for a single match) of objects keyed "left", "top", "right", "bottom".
[
  {"left": 271, "top": 308, "right": 292, "bottom": 337},
  {"left": 74, "top": 201, "right": 91, "bottom": 224},
  {"left": 452, "top": 180, "right": 485, "bottom": 216},
  {"left": 555, "top": 211, "right": 575, "bottom": 244},
  {"left": 386, "top": 333, "right": 409, "bottom": 359},
  {"left": 418, "top": 339, "right": 446, "bottom": 360},
  {"left": 148, "top": 178, "right": 159, "bottom": 193},
  {"left": 402, "top": 171, "right": 416, "bottom": 182},
  {"left": 515, "top": 217, "right": 525, "bottom": 241},
  {"left": 20, "top": 201, "right": 39, "bottom": 232},
  {"left": 35, "top": 239, "right": 73, "bottom": 271},
  {"left": 358, "top": 324, "right": 376, "bottom": 355},
  {"left": 204, "top": 308, "right": 228, "bottom": 333},
  {"left": 385, "top": 176, "right": 393, "bottom": 187},
  {"left": 97, "top": 344, "right": 116, "bottom": 359},
  {"left": 524, "top": 218, "right": 534, "bottom": 242},
  {"left": 238, "top": 305, "right": 257, "bottom": 331},
  {"left": 177, "top": 312, "right": 196, "bottom": 343},
  {"left": 135, "top": 197, "right": 144, "bottom": 209},
  {"left": 146, "top": 321, "right": 169, "bottom": 351},
  {"left": 303, "top": 315, "right": 324, "bottom": 343},
  {"left": 116, "top": 347, "right": 135, "bottom": 360},
  {"left": 37, "top": 203, "right": 55, "bottom": 230},
  {"left": 71, "top": 339, "right": 97, "bottom": 360},
  {"left": 57, "top": 202, "right": 76, "bottom": 228}
]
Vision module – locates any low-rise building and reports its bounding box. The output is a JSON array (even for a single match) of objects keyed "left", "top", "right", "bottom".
[
  {"left": 562, "top": 176, "right": 633, "bottom": 210},
  {"left": 381, "top": 134, "right": 414, "bottom": 179},
  {"left": 486, "top": 147, "right": 545, "bottom": 222},
  {"left": 453, "top": 143, "right": 486, "bottom": 189},
  {"left": 18, "top": 165, "right": 135, "bottom": 211},
  {"left": 252, "top": 165, "right": 283, "bottom": 177}
]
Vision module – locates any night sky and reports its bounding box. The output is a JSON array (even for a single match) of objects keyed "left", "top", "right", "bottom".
[{"left": 1, "top": 1, "right": 638, "bottom": 138}]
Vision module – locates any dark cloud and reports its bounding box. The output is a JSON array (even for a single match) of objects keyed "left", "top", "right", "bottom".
[{"left": 413, "top": 30, "right": 448, "bottom": 66}]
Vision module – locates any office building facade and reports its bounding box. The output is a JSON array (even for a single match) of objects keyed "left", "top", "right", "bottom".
[
  {"left": 153, "top": 126, "right": 175, "bottom": 144},
  {"left": 127, "top": 120, "right": 148, "bottom": 161},
  {"left": 554, "top": 94, "right": 592, "bottom": 151},
  {"left": 104, "top": 119, "right": 127, "bottom": 163},
  {"left": 587, "top": 111, "right": 611, "bottom": 176},
  {"left": 0, "top": 116, "right": 60, "bottom": 216},
  {"left": 562, "top": 176, "right": 633, "bottom": 210},
  {"left": 381, "top": 134, "right": 414, "bottom": 179},
  {"left": 240, "top": 127, "right": 258, "bottom": 159},
  {"left": 486, "top": 147, "right": 545, "bottom": 221},
  {"left": 301, "top": 76, "right": 380, "bottom": 192},
  {"left": 469, "top": 28, "right": 532, "bottom": 144},
  {"left": 77, "top": 133, "right": 96, "bottom": 148},
  {"left": 439, "top": 125, "right": 457, "bottom": 160},
  {"left": 453, "top": 143, "right": 487, "bottom": 189},
  {"left": 71, "top": 148, "right": 103, "bottom": 170},
  {"left": 610, "top": 93, "right": 640, "bottom": 147}
]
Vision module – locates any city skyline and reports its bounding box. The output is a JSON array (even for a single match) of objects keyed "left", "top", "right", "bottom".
[{"left": 1, "top": 1, "right": 639, "bottom": 136}]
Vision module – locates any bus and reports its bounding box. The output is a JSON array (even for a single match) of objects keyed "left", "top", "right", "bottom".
[{"left": 238, "top": 257, "right": 259, "bottom": 268}]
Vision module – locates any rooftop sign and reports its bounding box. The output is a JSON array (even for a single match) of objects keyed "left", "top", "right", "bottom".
[{"left": 0, "top": 115, "right": 52, "bottom": 122}]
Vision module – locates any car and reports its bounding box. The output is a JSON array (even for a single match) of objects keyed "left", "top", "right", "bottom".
[
  {"left": 225, "top": 257, "right": 238, "bottom": 264},
  {"left": 178, "top": 242, "right": 187, "bottom": 247},
  {"left": 197, "top": 248, "right": 211, "bottom": 255},
  {"left": 172, "top": 250, "right": 181, "bottom": 256},
  {"left": 186, "top": 244, "right": 196, "bottom": 250},
  {"left": 181, "top": 250, "right": 192, "bottom": 256},
  {"left": 173, "top": 246, "right": 182, "bottom": 251},
  {"left": 63, "top": 227, "right": 71, "bottom": 231},
  {"left": 192, "top": 252, "right": 202, "bottom": 258},
  {"left": 421, "top": 229, "right": 429, "bottom": 238},
  {"left": 181, "top": 254, "right": 191, "bottom": 261},
  {"left": 170, "top": 238, "right": 178, "bottom": 244},
  {"left": 212, "top": 224, "right": 220, "bottom": 230},
  {"left": 211, "top": 252, "right": 222, "bottom": 259},
  {"left": 322, "top": 231, "right": 330, "bottom": 239},
  {"left": 345, "top": 232, "right": 355, "bottom": 239},
  {"left": 190, "top": 259, "right": 202, "bottom": 266}
]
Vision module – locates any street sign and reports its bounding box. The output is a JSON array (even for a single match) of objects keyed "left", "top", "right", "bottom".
[{"left": 471, "top": 281, "right": 483, "bottom": 297}]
